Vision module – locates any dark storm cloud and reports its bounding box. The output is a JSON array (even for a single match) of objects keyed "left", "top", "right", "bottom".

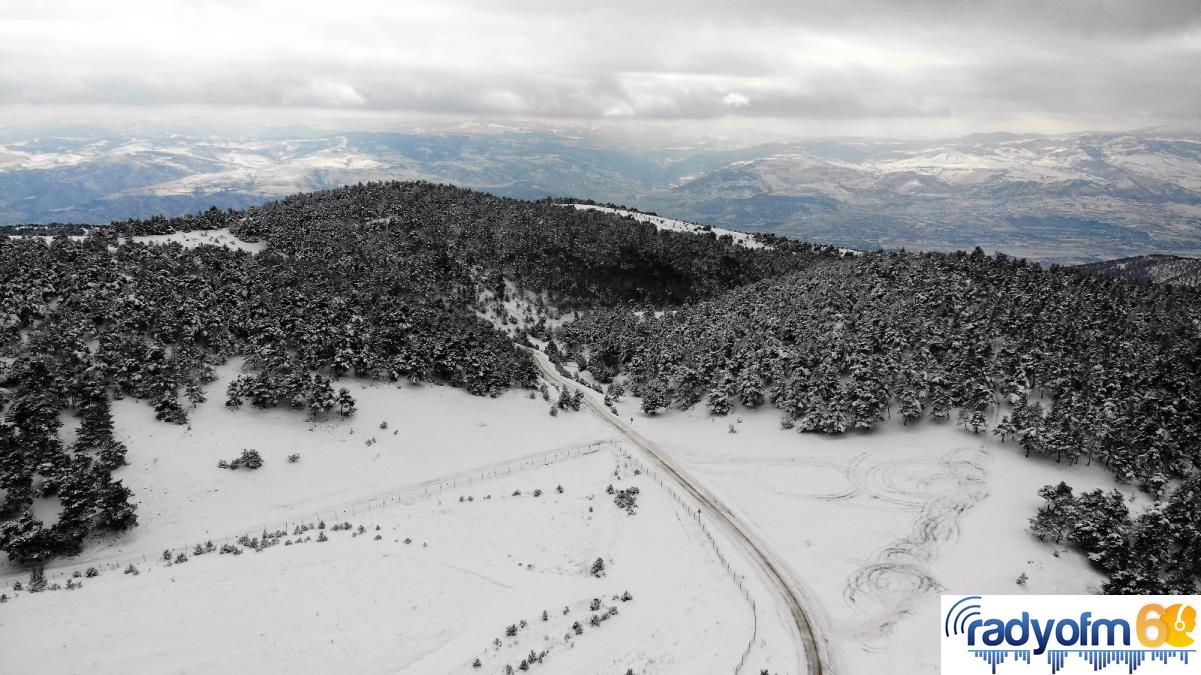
[{"left": 0, "top": 0, "right": 1198, "bottom": 135}]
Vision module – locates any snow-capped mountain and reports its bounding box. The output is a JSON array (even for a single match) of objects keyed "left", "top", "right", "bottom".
[
  {"left": 2, "top": 130, "right": 1200, "bottom": 263},
  {"left": 640, "top": 132, "right": 1201, "bottom": 263}
]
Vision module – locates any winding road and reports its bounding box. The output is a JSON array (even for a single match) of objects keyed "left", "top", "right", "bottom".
[{"left": 525, "top": 347, "right": 837, "bottom": 675}]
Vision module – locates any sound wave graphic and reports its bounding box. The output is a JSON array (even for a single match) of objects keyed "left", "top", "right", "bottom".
[
  {"left": 972, "top": 649, "right": 1031, "bottom": 673},
  {"left": 947, "top": 595, "right": 983, "bottom": 637},
  {"left": 969, "top": 648, "right": 1195, "bottom": 673}
]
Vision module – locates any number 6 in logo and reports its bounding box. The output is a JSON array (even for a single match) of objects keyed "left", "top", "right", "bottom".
[{"left": 1140, "top": 604, "right": 1197, "bottom": 647}]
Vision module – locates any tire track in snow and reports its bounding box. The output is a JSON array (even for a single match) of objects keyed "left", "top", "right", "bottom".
[{"left": 841, "top": 441, "right": 989, "bottom": 640}]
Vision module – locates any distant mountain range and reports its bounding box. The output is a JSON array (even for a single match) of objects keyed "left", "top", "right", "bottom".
[
  {"left": 2, "top": 129, "right": 1200, "bottom": 263},
  {"left": 1074, "top": 254, "right": 1201, "bottom": 287}
]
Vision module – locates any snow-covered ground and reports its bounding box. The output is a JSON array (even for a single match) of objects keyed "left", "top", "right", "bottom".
[
  {"left": 0, "top": 364, "right": 783, "bottom": 674},
  {"left": 8, "top": 228, "right": 264, "bottom": 254},
  {"left": 597, "top": 395, "right": 1142, "bottom": 674},
  {"left": 2, "top": 442, "right": 764, "bottom": 674},
  {"left": 568, "top": 204, "right": 767, "bottom": 249},
  {"left": 128, "top": 227, "right": 265, "bottom": 254}
]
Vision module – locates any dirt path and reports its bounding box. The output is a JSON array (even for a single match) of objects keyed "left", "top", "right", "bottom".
[{"left": 526, "top": 348, "right": 838, "bottom": 675}]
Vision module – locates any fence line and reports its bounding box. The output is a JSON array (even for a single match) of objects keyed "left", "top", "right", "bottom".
[
  {"left": 1, "top": 440, "right": 607, "bottom": 589},
  {"left": 608, "top": 442, "right": 760, "bottom": 674},
  {"left": 5, "top": 437, "right": 767, "bottom": 673}
]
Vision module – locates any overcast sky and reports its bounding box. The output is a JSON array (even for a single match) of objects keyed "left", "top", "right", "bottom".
[{"left": 1, "top": 0, "right": 1199, "bottom": 140}]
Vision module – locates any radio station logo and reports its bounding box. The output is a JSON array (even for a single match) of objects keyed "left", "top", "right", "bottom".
[{"left": 942, "top": 595, "right": 1198, "bottom": 673}]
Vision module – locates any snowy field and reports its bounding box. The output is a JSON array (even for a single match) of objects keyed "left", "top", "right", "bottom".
[
  {"left": 128, "top": 227, "right": 265, "bottom": 254},
  {"left": 2, "top": 442, "right": 764, "bottom": 674},
  {"left": 598, "top": 394, "right": 1141, "bottom": 674}
]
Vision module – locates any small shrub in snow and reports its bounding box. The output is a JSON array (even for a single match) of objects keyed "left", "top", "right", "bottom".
[
  {"left": 373, "top": 534, "right": 382, "bottom": 541},
  {"left": 533, "top": 489, "right": 542, "bottom": 497},
  {"left": 221, "top": 448, "right": 264, "bottom": 470},
  {"left": 85, "top": 567, "right": 98, "bottom": 578},
  {"left": 505, "top": 624, "right": 518, "bottom": 637},
  {"left": 0, "top": 594, "right": 6, "bottom": 603},
  {"left": 28, "top": 568, "right": 46, "bottom": 593},
  {"left": 614, "top": 486, "right": 639, "bottom": 513},
  {"left": 591, "top": 558, "right": 606, "bottom": 577},
  {"left": 287, "top": 453, "right": 300, "bottom": 463},
  {"left": 472, "top": 659, "right": 481, "bottom": 669},
  {"left": 572, "top": 621, "right": 583, "bottom": 635},
  {"left": 620, "top": 590, "right": 633, "bottom": 602},
  {"left": 541, "top": 610, "right": 549, "bottom": 622},
  {"left": 556, "top": 485, "right": 564, "bottom": 494},
  {"left": 317, "top": 531, "right": 328, "bottom": 542},
  {"left": 175, "top": 552, "right": 188, "bottom": 564},
  {"left": 123, "top": 564, "right": 138, "bottom": 575},
  {"left": 162, "top": 549, "right": 172, "bottom": 562},
  {"left": 590, "top": 598, "right": 602, "bottom": 611}
]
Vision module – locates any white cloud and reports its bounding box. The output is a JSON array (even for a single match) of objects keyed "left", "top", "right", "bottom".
[
  {"left": 281, "top": 81, "right": 367, "bottom": 107},
  {"left": 722, "top": 92, "right": 751, "bottom": 108}
]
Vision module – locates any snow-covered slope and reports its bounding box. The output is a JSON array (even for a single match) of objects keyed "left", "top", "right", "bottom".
[{"left": 567, "top": 204, "right": 767, "bottom": 249}]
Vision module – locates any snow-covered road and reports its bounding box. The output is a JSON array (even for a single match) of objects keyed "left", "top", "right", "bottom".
[{"left": 526, "top": 347, "right": 837, "bottom": 675}]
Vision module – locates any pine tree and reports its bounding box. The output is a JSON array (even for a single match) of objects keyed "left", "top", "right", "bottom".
[
  {"left": 1029, "top": 482, "right": 1076, "bottom": 544},
  {"left": 336, "top": 388, "right": 356, "bottom": 416}
]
